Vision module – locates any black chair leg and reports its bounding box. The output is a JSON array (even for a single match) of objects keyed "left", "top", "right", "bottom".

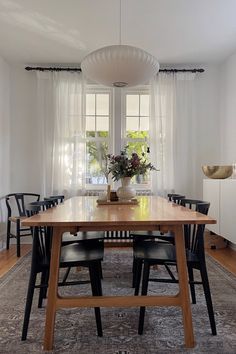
[
  {"left": 97, "top": 262, "right": 103, "bottom": 296},
  {"left": 89, "top": 264, "right": 103, "bottom": 337},
  {"left": 43, "top": 269, "right": 49, "bottom": 299},
  {"left": 16, "top": 219, "right": 21, "bottom": 257},
  {"left": 134, "top": 259, "right": 143, "bottom": 295},
  {"left": 21, "top": 270, "right": 37, "bottom": 340},
  {"left": 132, "top": 258, "right": 137, "bottom": 288},
  {"left": 6, "top": 220, "right": 11, "bottom": 250},
  {"left": 138, "top": 261, "right": 150, "bottom": 335},
  {"left": 38, "top": 270, "right": 48, "bottom": 308},
  {"left": 188, "top": 266, "right": 196, "bottom": 304},
  {"left": 98, "top": 261, "right": 103, "bottom": 280},
  {"left": 200, "top": 263, "right": 217, "bottom": 335},
  {"left": 62, "top": 267, "right": 71, "bottom": 284},
  {"left": 96, "top": 262, "right": 103, "bottom": 295}
]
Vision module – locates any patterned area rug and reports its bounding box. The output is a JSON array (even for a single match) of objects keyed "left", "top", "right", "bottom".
[{"left": 0, "top": 248, "right": 236, "bottom": 354}]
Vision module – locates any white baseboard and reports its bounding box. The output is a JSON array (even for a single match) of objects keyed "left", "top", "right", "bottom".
[{"left": 229, "top": 242, "right": 236, "bottom": 251}]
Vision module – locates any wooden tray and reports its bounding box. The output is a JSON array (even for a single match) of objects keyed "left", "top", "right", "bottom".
[{"left": 96, "top": 198, "right": 138, "bottom": 205}]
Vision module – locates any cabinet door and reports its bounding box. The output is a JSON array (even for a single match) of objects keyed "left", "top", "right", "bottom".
[
  {"left": 220, "top": 180, "right": 236, "bottom": 244},
  {"left": 203, "top": 179, "right": 220, "bottom": 234}
]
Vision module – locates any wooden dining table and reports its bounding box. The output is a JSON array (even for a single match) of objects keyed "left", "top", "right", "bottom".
[{"left": 22, "top": 195, "right": 216, "bottom": 351}]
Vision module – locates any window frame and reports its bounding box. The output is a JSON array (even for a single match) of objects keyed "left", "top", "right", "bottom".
[
  {"left": 84, "top": 85, "right": 151, "bottom": 191},
  {"left": 84, "top": 85, "right": 113, "bottom": 190},
  {"left": 121, "top": 86, "right": 151, "bottom": 190}
]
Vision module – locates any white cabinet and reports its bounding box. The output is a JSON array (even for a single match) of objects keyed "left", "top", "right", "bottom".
[
  {"left": 203, "top": 179, "right": 220, "bottom": 234},
  {"left": 203, "top": 179, "right": 236, "bottom": 244}
]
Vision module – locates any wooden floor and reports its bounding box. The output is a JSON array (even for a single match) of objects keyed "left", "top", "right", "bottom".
[
  {"left": 0, "top": 244, "right": 31, "bottom": 277},
  {"left": 0, "top": 243, "right": 236, "bottom": 278},
  {"left": 206, "top": 247, "right": 236, "bottom": 275}
]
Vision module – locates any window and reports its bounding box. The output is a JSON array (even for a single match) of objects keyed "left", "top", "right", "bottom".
[
  {"left": 85, "top": 89, "right": 112, "bottom": 185},
  {"left": 123, "top": 92, "right": 150, "bottom": 185},
  {"left": 85, "top": 86, "right": 150, "bottom": 188}
]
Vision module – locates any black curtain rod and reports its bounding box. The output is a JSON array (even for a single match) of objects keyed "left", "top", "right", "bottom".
[
  {"left": 160, "top": 68, "right": 204, "bottom": 73},
  {"left": 25, "top": 66, "right": 204, "bottom": 73},
  {"left": 25, "top": 66, "right": 81, "bottom": 72}
]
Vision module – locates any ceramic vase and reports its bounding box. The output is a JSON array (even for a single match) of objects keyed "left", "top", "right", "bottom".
[{"left": 116, "top": 177, "right": 136, "bottom": 201}]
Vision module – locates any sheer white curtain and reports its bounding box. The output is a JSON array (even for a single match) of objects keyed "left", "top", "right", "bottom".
[
  {"left": 37, "top": 71, "right": 86, "bottom": 198},
  {"left": 150, "top": 72, "right": 197, "bottom": 197}
]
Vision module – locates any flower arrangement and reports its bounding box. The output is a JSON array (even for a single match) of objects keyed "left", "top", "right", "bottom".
[{"left": 106, "top": 146, "right": 157, "bottom": 182}]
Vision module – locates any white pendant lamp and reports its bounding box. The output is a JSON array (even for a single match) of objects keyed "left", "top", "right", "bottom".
[{"left": 81, "top": 1, "right": 159, "bottom": 87}]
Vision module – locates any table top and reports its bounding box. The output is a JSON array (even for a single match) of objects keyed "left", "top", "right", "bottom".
[{"left": 22, "top": 196, "right": 216, "bottom": 228}]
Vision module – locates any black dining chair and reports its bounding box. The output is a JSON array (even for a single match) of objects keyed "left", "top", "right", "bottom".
[
  {"left": 133, "top": 199, "right": 217, "bottom": 336},
  {"left": 5, "top": 193, "right": 40, "bottom": 257},
  {"left": 49, "top": 194, "right": 65, "bottom": 203},
  {"left": 130, "top": 194, "right": 185, "bottom": 287},
  {"left": 21, "top": 202, "right": 104, "bottom": 340},
  {"left": 44, "top": 195, "right": 65, "bottom": 206},
  {"left": 43, "top": 195, "right": 104, "bottom": 283},
  {"left": 30, "top": 198, "right": 104, "bottom": 294}
]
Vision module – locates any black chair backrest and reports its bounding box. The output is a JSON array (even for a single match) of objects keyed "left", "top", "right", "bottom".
[
  {"left": 26, "top": 202, "right": 52, "bottom": 266},
  {"left": 26, "top": 204, "right": 41, "bottom": 216},
  {"left": 49, "top": 195, "right": 65, "bottom": 204},
  {"left": 168, "top": 193, "right": 185, "bottom": 204},
  {"left": 44, "top": 195, "right": 65, "bottom": 206},
  {"left": 180, "top": 199, "right": 210, "bottom": 255},
  {"left": 29, "top": 200, "right": 53, "bottom": 212},
  {"left": 5, "top": 193, "right": 40, "bottom": 217}
]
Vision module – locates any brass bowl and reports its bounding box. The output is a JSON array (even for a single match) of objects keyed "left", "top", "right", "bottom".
[{"left": 202, "top": 165, "right": 233, "bottom": 179}]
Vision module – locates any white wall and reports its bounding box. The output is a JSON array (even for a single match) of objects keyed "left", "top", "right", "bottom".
[
  {"left": 0, "top": 55, "right": 10, "bottom": 243},
  {"left": 0, "top": 64, "right": 41, "bottom": 246},
  {"left": 220, "top": 50, "right": 236, "bottom": 164},
  {"left": 9, "top": 66, "right": 41, "bottom": 193},
  {"left": 194, "top": 64, "right": 221, "bottom": 198},
  {"left": 0, "top": 56, "right": 10, "bottom": 195},
  {"left": 217, "top": 50, "right": 236, "bottom": 248}
]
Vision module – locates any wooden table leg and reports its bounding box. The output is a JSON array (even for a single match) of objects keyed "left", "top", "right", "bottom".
[
  {"left": 42, "top": 224, "right": 194, "bottom": 350},
  {"left": 174, "top": 225, "right": 195, "bottom": 348},
  {"left": 43, "top": 227, "right": 62, "bottom": 351}
]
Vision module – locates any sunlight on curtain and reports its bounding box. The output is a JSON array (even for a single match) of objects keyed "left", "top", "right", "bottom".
[
  {"left": 37, "top": 71, "right": 86, "bottom": 198},
  {"left": 150, "top": 72, "right": 196, "bottom": 197}
]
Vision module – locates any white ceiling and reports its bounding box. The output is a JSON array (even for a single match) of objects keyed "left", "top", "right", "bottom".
[{"left": 0, "top": 0, "right": 236, "bottom": 66}]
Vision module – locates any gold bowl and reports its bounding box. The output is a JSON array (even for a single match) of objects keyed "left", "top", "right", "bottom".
[{"left": 202, "top": 165, "right": 233, "bottom": 179}]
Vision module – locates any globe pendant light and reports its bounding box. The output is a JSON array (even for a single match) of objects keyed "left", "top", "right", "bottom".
[{"left": 81, "top": 0, "right": 159, "bottom": 87}]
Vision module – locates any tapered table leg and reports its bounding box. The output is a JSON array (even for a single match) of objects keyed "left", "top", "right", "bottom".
[
  {"left": 174, "top": 225, "right": 195, "bottom": 348},
  {"left": 43, "top": 227, "right": 62, "bottom": 351}
]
